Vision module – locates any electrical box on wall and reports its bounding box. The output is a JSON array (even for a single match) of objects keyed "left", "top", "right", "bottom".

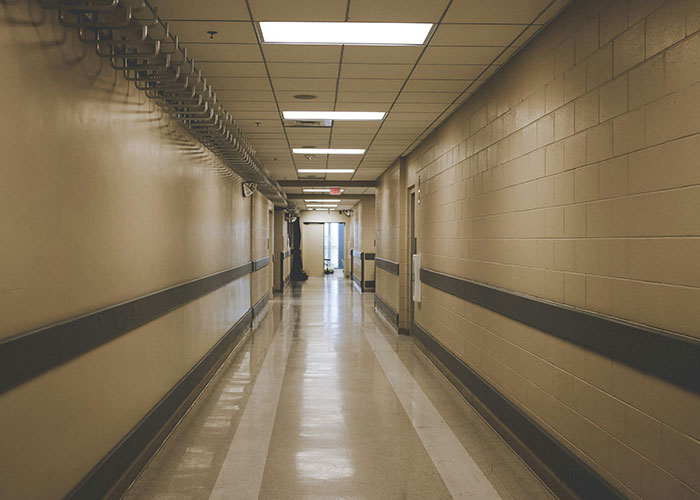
[{"left": 412, "top": 253, "right": 422, "bottom": 302}]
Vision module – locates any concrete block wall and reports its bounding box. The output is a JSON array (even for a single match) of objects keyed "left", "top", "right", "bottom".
[
  {"left": 251, "top": 191, "right": 273, "bottom": 305},
  {"left": 381, "top": 0, "right": 700, "bottom": 498}
]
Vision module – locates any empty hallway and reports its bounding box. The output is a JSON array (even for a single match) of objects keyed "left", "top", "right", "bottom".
[{"left": 1, "top": 0, "right": 700, "bottom": 499}]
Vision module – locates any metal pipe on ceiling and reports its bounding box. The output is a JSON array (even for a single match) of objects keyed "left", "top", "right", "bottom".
[{"left": 38, "top": 0, "right": 287, "bottom": 207}]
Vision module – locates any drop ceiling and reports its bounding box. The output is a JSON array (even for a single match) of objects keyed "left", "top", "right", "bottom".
[{"left": 150, "top": 0, "right": 571, "bottom": 210}]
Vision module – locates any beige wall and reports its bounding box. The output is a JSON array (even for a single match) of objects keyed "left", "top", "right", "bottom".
[
  {"left": 351, "top": 198, "right": 376, "bottom": 287},
  {"left": 299, "top": 210, "right": 352, "bottom": 278},
  {"left": 379, "top": 0, "right": 700, "bottom": 498},
  {"left": 0, "top": 6, "right": 268, "bottom": 499},
  {"left": 251, "top": 191, "right": 273, "bottom": 304},
  {"left": 273, "top": 209, "right": 290, "bottom": 291}
]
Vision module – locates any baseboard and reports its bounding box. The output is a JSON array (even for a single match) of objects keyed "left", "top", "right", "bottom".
[
  {"left": 66, "top": 309, "right": 254, "bottom": 500},
  {"left": 411, "top": 321, "right": 625, "bottom": 500}
]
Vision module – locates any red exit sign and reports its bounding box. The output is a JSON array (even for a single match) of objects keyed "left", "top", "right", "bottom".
[{"left": 330, "top": 187, "right": 341, "bottom": 195}]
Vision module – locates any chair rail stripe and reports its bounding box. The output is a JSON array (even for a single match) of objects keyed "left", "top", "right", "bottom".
[
  {"left": 375, "top": 257, "right": 399, "bottom": 275},
  {"left": 420, "top": 267, "right": 700, "bottom": 393},
  {"left": 0, "top": 262, "right": 253, "bottom": 395}
]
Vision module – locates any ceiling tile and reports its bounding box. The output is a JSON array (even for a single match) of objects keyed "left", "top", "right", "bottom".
[
  {"left": 183, "top": 43, "right": 262, "bottom": 62},
  {"left": 444, "top": 0, "right": 552, "bottom": 23},
  {"left": 411, "top": 63, "right": 486, "bottom": 80},
  {"left": 334, "top": 103, "right": 390, "bottom": 112},
  {"left": 166, "top": 21, "right": 257, "bottom": 44},
  {"left": 262, "top": 45, "right": 341, "bottom": 63},
  {"left": 195, "top": 62, "right": 268, "bottom": 77},
  {"left": 276, "top": 91, "right": 335, "bottom": 103},
  {"left": 216, "top": 90, "right": 276, "bottom": 101},
  {"left": 211, "top": 77, "right": 272, "bottom": 90},
  {"left": 150, "top": 0, "right": 250, "bottom": 20},
  {"left": 391, "top": 102, "right": 447, "bottom": 113},
  {"left": 347, "top": 0, "right": 450, "bottom": 22},
  {"left": 403, "top": 79, "right": 470, "bottom": 92},
  {"left": 267, "top": 62, "right": 339, "bottom": 78},
  {"left": 396, "top": 91, "right": 460, "bottom": 103},
  {"left": 421, "top": 46, "right": 503, "bottom": 65},
  {"left": 339, "top": 79, "right": 404, "bottom": 92},
  {"left": 271, "top": 78, "right": 337, "bottom": 91},
  {"left": 219, "top": 101, "right": 278, "bottom": 111},
  {"left": 251, "top": 0, "right": 347, "bottom": 21},
  {"left": 342, "top": 46, "right": 423, "bottom": 64},
  {"left": 336, "top": 91, "right": 398, "bottom": 103},
  {"left": 341, "top": 63, "right": 413, "bottom": 79},
  {"left": 431, "top": 24, "right": 525, "bottom": 46}
]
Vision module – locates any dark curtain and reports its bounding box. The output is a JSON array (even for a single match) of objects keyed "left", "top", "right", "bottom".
[{"left": 290, "top": 218, "right": 307, "bottom": 281}]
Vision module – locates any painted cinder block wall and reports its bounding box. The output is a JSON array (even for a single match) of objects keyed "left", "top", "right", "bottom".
[
  {"left": 376, "top": 0, "right": 700, "bottom": 498},
  {"left": 251, "top": 191, "right": 274, "bottom": 305},
  {"left": 0, "top": 5, "right": 262, "bottom": 499}
]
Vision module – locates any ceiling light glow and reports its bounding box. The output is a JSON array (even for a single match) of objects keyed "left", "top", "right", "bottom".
[
  {"left": 298, "top": 169, "right": 355, "bottom": 174},
  {"left": 260, "top": 22, "right": 433, "bottom": 46},
  {"left": 284, "top": 111, "right": 384, "bottom": 121},
  {"left": 293, "top": 148, "right": 365, "bottom": 155},
  {"left": 303, "top": 188, "right": 344, "bottom": 193},
  {"left": 307, "top": 205, "right": 338, "bottom": 208},
  {"left": 305, "top": 199, "right": 341, "bottom": 203}
]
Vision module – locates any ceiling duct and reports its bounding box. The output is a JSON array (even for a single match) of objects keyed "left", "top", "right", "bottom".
[{"left": 38, "top": 0, "right": 287, "bottom": 207}]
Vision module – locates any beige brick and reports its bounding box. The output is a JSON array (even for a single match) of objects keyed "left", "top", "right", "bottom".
[
  {"left": 599, "top": 74, "right": 628, "bottom": 121},
  {"left": 628, "top": 134, "right": 700, "bottom": 194},
  {"left": 545, "top": 77, "right": 565, "bottom": 113},
  {"left": 598, "top": 238, "right": 629, "bottom": 277},
  {"left": 564, "top": 62, "right": 587, "bottom": 102},
  {"left": 611, "top": 360, "right": 646, "bottom": 409},
  {"left": 574, "top": 238, "right": 598, "bottom": 274},
  {"left": 553, "top": 239, "right": 575, "bottom": 271},
  {"left": 609, "top": 438, "right": 644, "bottom": 494},
  {"left": 624, "top": 406, "right": 663, "bottom": 462},
  {"left": 536, "top": 114, "right": 555, "bottom": 148},
  {"left": 583, "top": 349, "right": 613, "bottom": 391},
  {"left": 574, "top": 91, "right": 600, "bottom": 132},
  {"left": 643, "top": 374, "right": 700, "bottom": 440},
  {"left": 576, "top": 17, "right": 600, "bottom": 63},
  {"left": 598, "top": 156, "right": 628, "bottom": 199},
  {"left": 600, "top": 0, "right": 629, "bottom": 46},
  {"left": 536, "top": 176, "right": 554, "bottom": 208},
  {"left": 545, "top": 141, "right": 565, "bottom": 175},
  {"left": 613, "top": 21, "right": 645, "bottom": 76},
  {"left": 628, "top": 0, "right": 664, "bottom": 26},
  {"left": 554, "top": 36, "right": 576, "bottom": 77},
  {"left": 641, "top": 458, "right": 685, "bottom": 500},
  {"left": 627, "top": 238, "right": 700, "bottom": 287},
  {"left": 564, "top": 132, "right": 587, "bottom": 170},
  {"left": 585, "top": 199, "right": 615, "bottom": 237},
  {"left": 629, "top": 53, "right": 665, "bottom": 110},
  {"left": 543, "top": 270, "right": 564, "bottom": 301},
  {"left": 585, "top": 275, "right": 614, "bottom": 314},
  {"left": 646, "top": 84, "right": 700, "bottom": 146},
  {"left": 613, "top": 107, "right": 645, "bottom": 155},
  {"left": 586, "top": 121, "right": 613, "bottom": 163},
  {"left": 564, "top": 203, "right": 587, "bottom": 237},
  {"left": 689, "top": 0, "right": 700, "bottom": 35},
  {"left": 664, "top": 32, "right": 700, "bottom": 94},
  {"left": 645, "top": 0, "right": 686, "bottom": 57},
  {"left": 554, "top": 102, "right": 575, "bottom": 141},
  {"left": 564, "top": 272, "right": 586, "bottom": 308},
  {"left": 586, "top": 43, "right": 613, "bottom": 89},
  {"left": 575, "top": 164, "right": 599, "bottom": 202},
  {"left": 553, "top": 171, "right": 575, "bottom": 205}
]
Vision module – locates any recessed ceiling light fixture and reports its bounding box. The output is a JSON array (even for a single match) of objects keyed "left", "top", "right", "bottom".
[
  {"left": 298, "top": 169, "right": 355, "bottom": 174},
  {"left": 307, "top": 205, "right": 338, "bottom": 208},
  {"left": 303, "top": 188, "right": 344, "bottom": 193},
  {"left": 260, "top": 22, "right": 433, "bottom": 46},
  {"left": 283, "top": 111, "right": 384, "bottom": 121},
  {"left": 293, "top": 148, "right": 365, "bottom": 155},
  {"left": 305, "top": 199, "right": 341, "bottom": 203}
]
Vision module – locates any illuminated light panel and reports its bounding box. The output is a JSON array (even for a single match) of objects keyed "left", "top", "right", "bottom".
[
  {"left": 304, "top": 199, "right": 341, "bottom": 203},
  {"left": 283, "top": 111, "right": 384, "bottom": 121},
  {"left": 293, "top": 148, "right": 365, "bottom": 155},
  {"left": 260, "top": 22, "right": 433, "bottom": 46},
  {"left": 306, "top": 205, "right": 338, "bottom": 208},
  {"left": 303, "top": 188, "right": 344, "bottom": 193},
  {"left": 298, "top": 169, "right": 355, "bottom": 174}
]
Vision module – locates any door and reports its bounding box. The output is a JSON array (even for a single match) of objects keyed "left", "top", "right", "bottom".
[
  {"left": 409, "top": 189, "right": 416, "bottom": 327},
  {"left": 268, "top": 209, "right": 274, "bottom": 295}
]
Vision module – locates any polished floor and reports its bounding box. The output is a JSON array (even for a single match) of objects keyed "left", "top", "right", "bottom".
[{"left": 124, "top": 274, "right": 555, "bottom": 500}]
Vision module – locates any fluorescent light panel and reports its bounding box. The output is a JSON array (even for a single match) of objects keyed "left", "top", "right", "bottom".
[
  {"left": 260, "top": 22, "right": 433, "bottom": 46},
  {"left": 298, "top": 169, "right": 355, "bottom": 173},
  {"left": 303, "top": 188, "right": 344, "bottom": 193},
  {"left": 305, "top": 199, "right": 341, "bottom": 203},
  {"left": 293, "top": 148, "right": 364, "bottom": 155},
  {"left": 283, "top": 111, "right": 384, "bottom": 121},
  {"left": 307, "top": 205, "right": 338, "bottom": 208}
]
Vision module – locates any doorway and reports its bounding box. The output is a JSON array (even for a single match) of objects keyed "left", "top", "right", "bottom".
[
  {"left": 323, "top": 222, "right": 345, "bottom": 275},
  {"left": 408, "top": 189, "right": 416, "bottom": 327}
]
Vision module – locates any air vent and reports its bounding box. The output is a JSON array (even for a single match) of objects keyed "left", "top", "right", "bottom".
[{"left": 284, "top": 119, "right": 332, "bottom": 128}]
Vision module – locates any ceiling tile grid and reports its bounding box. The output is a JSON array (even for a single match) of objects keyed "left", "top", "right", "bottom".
[{"left": 150, "top": 0, "right": 573, "bottom": 207}]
